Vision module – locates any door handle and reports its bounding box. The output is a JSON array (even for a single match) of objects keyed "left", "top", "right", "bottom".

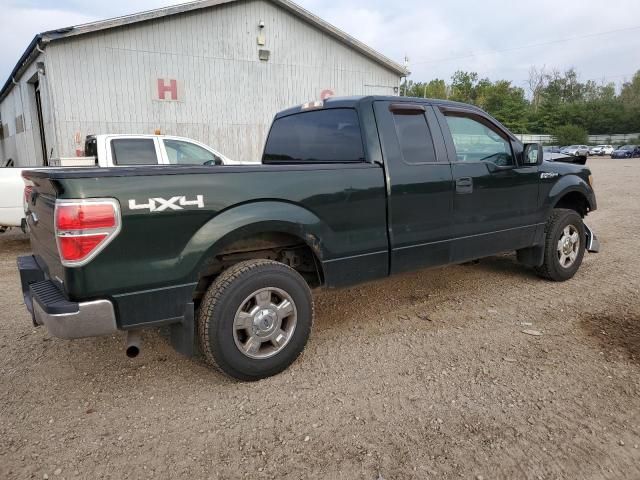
[{"left": 455, "top": 177, "right": 473, "bottom": 194}]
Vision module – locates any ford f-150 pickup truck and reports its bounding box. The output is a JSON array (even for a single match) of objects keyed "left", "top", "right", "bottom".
[{"left": 18, "top": 96, "right": 599, "bottom": 381}]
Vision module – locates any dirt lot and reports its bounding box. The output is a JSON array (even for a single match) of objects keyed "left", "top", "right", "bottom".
[{"left": 1, "top": 157, "right": 639, "bottom": 480}]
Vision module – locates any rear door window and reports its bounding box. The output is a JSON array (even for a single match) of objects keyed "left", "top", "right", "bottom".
[
  {"left": 392, "top": 112, "right": 437, "bottom": 164},
  {"left": 263, "top": 109, "right": 365, "bottom": 164},
  {"left": 111, "top": 139, "right": 158, "bottom": 165}
]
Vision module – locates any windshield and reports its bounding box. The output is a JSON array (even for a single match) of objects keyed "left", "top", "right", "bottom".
[{"left": 619, "top": 145, "right": 633, "bottom": 150}]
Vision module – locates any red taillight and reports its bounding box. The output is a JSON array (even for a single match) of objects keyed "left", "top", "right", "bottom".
[
  {"left": 58, "top": 234, "right": 109, "bottom": 261},
  {"left": 56, "top": 204, "right": 117, "bottom": 230},
  {"left": 54, "top": 199, "right": 120, "bottom": 267}
]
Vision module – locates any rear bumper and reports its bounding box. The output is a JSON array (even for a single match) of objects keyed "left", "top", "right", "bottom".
[{"left": 17, "top": 255, "right": 118, "bottom": 339}]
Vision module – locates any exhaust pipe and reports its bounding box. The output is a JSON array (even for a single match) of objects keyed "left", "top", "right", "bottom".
[{"left": 126, "top": 330, "right": 142, "bottom": 358}]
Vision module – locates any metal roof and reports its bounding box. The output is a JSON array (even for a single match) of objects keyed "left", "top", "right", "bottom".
[{"left": 0, "top": 0, "right": 407, "bottom": 102}]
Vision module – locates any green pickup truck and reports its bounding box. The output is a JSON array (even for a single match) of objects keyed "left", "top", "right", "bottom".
[{"left": 18, "top": 96, "right": 599, "bottom": 381}]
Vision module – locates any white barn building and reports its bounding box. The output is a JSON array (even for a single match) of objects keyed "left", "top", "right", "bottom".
[{"left": 0, "top": 0, "right": 406, "bottom": 166}]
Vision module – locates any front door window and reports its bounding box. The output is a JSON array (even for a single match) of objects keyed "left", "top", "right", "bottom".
[{"left": 444, "top": 115, "right": 513, "bottom": 166}]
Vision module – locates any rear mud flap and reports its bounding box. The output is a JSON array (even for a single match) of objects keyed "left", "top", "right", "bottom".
[{"left": 170, "top": 302, "right": 196, "bottom": 357}]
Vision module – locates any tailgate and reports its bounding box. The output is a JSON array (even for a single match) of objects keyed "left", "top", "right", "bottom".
[{"left": 24, "top": 173, "right": 65, "bottom": 283}]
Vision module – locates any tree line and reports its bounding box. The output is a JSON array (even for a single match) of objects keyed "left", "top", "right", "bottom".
[{"left": 402, "top": 68, "right": 640, "bottom": 143}]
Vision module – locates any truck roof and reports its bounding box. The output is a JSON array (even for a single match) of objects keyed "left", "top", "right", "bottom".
[
  {"left": 273, "top": 95, "right": 516, "bottom": 144},
  {"left": 274, "top": 95, "right": 488, "bottom": 119}
]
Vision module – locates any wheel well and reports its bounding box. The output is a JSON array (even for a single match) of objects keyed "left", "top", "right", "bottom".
[
  {"left": 193, "top": 232, "right": 324, "bottom": 302},
  {"left": 554, "top": 191, "right": 590, "bottom": 217}
]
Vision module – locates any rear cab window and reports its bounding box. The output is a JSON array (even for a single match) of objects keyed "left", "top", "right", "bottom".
[
  {"left": 263, "top": 108, "right": 365, "bottom": 164},
  {"left": 111, "top": 139, "right": 159, "bottom": 165}
]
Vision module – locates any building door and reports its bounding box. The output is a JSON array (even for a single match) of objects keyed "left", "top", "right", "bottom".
[{"left": 33, "top": 81, "right": 48, "bottom": 165}]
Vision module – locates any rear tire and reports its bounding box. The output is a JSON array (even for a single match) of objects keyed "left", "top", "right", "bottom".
[
  {"left": 197, "top": 259, "right": 314, "bottom": 381},
  {"left": 535, "top": 209, "right": 586, "bottom": 282}
]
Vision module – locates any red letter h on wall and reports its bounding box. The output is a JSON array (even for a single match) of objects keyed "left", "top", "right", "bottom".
[{"left": 157, "top": 79, "right": 178, "bottom": 101}]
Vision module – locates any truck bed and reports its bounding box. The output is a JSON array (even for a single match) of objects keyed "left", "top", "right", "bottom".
[{"left": 24, "top": 163, "right": 388, "bottom": 327}]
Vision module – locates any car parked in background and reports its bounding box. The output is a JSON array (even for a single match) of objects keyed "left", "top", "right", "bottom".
[
  {"left": 561, "top": 145, "right": 590, "bottom": 156},
  {"left": 589, "top": 145, "right": 614, "bottom": 156},
  {"left": 543, "top": 146, "right": 562, "bottom": 154},
  {"left": 611, "top": 145, "right": 640, "bottom": 158}
]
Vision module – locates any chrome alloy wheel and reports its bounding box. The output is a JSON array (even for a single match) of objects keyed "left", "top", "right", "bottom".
[
  {"left": 557, "top": 225, "right": 581, "bottom": 269},
  {"left": 233, "top": 288, "right": 297, "bottom": 359}
]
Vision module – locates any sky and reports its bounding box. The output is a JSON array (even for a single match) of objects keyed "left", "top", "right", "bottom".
[{"left": 2, "top": 0, "right": 640, "bottom": 93}]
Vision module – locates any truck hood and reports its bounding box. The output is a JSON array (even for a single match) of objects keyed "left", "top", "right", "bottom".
[{"left": 544, "top": 152, "right": 587, "bottom": 165}]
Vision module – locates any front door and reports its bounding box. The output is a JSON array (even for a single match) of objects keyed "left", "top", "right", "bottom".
[
  {"left": 374, "top": 101, "right": 454, "bottom": 273},
  {"left": 435, "top": 107, "right": 540, "bottom": 262}
]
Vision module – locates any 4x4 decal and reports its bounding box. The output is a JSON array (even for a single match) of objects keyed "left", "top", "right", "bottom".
[
  {"left": 540, "top": 172, "right": 559, "bottom": 179},
  {"left": 128, "top": 195, "right": 204, "bottom": 212}
]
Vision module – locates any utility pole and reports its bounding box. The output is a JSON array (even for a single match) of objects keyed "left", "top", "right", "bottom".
[{"left": 403, "top": 55, "right": 410, "bottom": 96}]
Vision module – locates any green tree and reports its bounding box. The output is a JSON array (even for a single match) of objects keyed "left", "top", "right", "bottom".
[
  {"left": 449, "top": 71, "right": 479, "bottom": 103},
  {"left": 552, "top": 125, "right": 588, "bottom": 146},
  {"left": 401, "top": 68, "right": 640, "bottom": 135},
  {"left": 620, "top": 72, "right": 640, "bottom": 107},
  {"left": 402, "top": 79, "right": 448, "bottom": 99}
]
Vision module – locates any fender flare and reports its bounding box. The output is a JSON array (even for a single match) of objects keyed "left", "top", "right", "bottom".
[
  {"left": 183, "top": 201, "right": 332, "bottom": 282},
  {"left": 546, "top": 176, "right": 595, "bottom": 212}
]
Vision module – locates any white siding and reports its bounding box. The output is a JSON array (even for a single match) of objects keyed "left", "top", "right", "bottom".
[
  {"left": 42, "top": 0, "right": 400, "bottom": 162},
  {"left": 0, "top": 58, "right": 56, "bottom": 167}
]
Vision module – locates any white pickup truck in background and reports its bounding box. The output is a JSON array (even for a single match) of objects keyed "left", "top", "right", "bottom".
[
  {"left": 0, "top": 167, "right": 28, "bottom": 233},
  {"left": 78, "top": 134, "right": 250, "bottom": 167},
  {"left": 1, "top": 134, "right": 249, "bottom": 232}
]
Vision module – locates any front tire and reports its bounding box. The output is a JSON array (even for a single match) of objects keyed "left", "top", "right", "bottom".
[
  {"left": 197, "top": 259, "right": 314, "bottom": 381},
  {"left": 535, "top": 209, "right": 586, "bottom": 282}
]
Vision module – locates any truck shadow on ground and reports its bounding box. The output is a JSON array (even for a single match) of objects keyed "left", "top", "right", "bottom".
[
  {"left": 0, "top": 231, "right": 30, "bottom": 254},
  {"left": 465, "top": 254, "right": 539, "bottom": 280},
  {"left": 581, "top": 312, "right": 640, "bottom": 365}
]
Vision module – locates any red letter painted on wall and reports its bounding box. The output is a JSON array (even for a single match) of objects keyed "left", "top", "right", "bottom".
[{"left": 157, "top": 79, "right": 178, "bottom": 101}]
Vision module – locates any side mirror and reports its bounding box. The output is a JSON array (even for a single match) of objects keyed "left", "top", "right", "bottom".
[{"left": 523, "top": 143, "right": 544, "bottom": 166}]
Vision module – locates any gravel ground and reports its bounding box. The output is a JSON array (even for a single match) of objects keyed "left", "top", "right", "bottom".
[{"left": 1, "top": 157, "right": 639, "bottom": 479}]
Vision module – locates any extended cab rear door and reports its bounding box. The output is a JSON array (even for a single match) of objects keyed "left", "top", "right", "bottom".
[{"left": 373, "top": 100, "right": 454, "bottom": 273}]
